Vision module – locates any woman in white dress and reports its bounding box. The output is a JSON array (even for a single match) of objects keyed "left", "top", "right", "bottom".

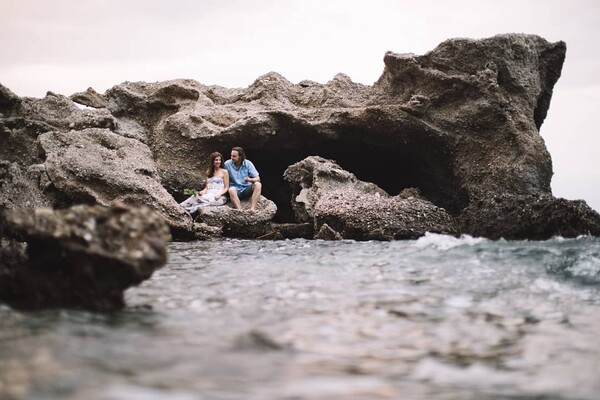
[{"left": 180, "top": 152, "right": 230, "bottom": 213}]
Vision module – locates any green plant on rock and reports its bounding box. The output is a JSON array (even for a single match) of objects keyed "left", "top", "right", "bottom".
[{"left": 183, "top": 188, "right": 198, "bottom": 196}]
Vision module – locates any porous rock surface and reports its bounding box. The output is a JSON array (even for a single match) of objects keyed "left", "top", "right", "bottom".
[
  {"left": 69, "top": 87, "right": 108, "bottom": 108},
  {"left": 39, "top": 127, "right": 193, "bottom": 234},
  {"left": 284, "top": 156, "right": 457, "bottom": 240},
  {"left": 0, "top": 203, "right": 170, "bottom": 310},
  {"left": 1, "top": 33, "right": 599, "bottom": 241},
  {"left": 194, "top": 195, "right": 277, "bottom": 239},
  {"left": 459, "top": 194, "right": 600, "bottom": 240}
]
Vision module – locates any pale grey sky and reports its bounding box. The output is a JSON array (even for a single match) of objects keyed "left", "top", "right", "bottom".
[{"left": 2, "top": 0, "right": 599, "bottom": 212}]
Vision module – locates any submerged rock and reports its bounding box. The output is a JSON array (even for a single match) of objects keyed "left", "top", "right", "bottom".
[{"left": 0, "top": 203, "right": 170, "bottom": 310}]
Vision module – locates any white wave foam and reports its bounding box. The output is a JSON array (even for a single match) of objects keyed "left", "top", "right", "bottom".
[
  {"left": 414, "top": 232, "right": 486, "bottom": 250},
  {"left": 103, "top": 384, "right": 200, "bottom": 400},
  {"left": 413, "top": 357, "right": 517, "bottom": 386},
  {"left": 569, "top": 255, "right": 600, "bottom": 281}
]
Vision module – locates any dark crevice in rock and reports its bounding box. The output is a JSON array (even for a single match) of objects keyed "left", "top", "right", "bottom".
[{"left": 233, "top": 117, "right": 468, "bottom": 222}]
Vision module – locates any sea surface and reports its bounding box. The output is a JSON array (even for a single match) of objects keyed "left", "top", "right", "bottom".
[{"left": 1, "top": 234, "right": 600, "bottom": 400}]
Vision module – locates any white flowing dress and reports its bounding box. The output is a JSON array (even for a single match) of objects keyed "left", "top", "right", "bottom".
[{"left": 180, "top": 176, "right": 227, "bottom": 213}]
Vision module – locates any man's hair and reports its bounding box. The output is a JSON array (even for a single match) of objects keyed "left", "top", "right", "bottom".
[{"left": 232, "top": 146, "right": 246, "bottom": 163}]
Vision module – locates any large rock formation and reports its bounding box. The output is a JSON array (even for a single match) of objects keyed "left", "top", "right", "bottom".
[
  {"left": 39, "top": 127, "right": 193, "bottom": 234},
  {"left": 0, "top": 203, "right": 170, "bottom": 310},
  {"left": 1, "top": 33, "right": 599, "bottom": 240}
]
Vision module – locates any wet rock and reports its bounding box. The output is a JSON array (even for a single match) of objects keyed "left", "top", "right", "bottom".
[
  {"left": 284, "top": 156, "right": 457, "bottom": 240},
  {"left": 191, "top": 221, "right": 223, "bottom": 240},
  {"left": 459, "top": 194, "right": 600, "bottom": 240},
  {"left": 256, "top": 230, "right": 285, "bottom": 240},
  {"left": 314, "top": 223, "right": 343, "bottom": 241},
  {"left": 269, "top": 222, "right": 314, "bottom": 239},
  {"left": 0, "top": 203, "right": 170, "bottom": 310}
]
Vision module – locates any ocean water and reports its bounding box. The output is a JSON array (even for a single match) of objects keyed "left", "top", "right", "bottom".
[{"left": 1, "top": 234, "right": 600, "bottom": 400}]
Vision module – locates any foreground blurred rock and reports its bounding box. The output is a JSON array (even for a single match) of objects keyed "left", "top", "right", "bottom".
[
  {"left": 0, "top": 203, "right": 170, "bottom": 310},
  {"left": 1, "top": 33, "right": 599, "bottom": 240}
]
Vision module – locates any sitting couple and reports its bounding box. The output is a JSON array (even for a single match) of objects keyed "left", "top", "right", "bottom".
[{"left": 180, "top": 146, "right": 262, "bottom": 213}]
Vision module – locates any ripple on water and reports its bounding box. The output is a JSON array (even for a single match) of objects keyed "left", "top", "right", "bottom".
[{"left": 1, "top": 236, "right": 600, "bottom": 400}]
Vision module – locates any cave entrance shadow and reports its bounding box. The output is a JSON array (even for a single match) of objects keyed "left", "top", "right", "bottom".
[{"left": 230, "top": 123, "right": 468, "bottom": 223}]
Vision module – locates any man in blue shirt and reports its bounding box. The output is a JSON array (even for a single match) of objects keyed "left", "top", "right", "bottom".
[{"left": 225, "top": 146, "right": 262, "bottom": 211}]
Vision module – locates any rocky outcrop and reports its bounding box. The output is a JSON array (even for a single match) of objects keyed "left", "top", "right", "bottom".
[
  {"left": 0, "top": 160, "right": 55, "bottom": 210},
  {"left": 1, "top": 33, "right": 598, "bottom": 240},
  {"left": 0, "top": 89, "right": 119, "bottom": 210},
  {"left": 0, "top": 203, "right": 170, "bottom": 310},
  {"left": 39, "top": 128, "right": 193, "bottom": 234},
  {"left": 284, "top": 156, "right": 457, "bottom": 240},
  {"left": 372, "top": 37, "right": 557, "bottom": 205},
  {"left": 194, "top": 196, "right": 277, "bottom": 238},
  {"left": 459, "top": 194, "right": 600, "bottom": 240},
  {"left": 130, "top": 34, "right": 564, "bottom": 222}
]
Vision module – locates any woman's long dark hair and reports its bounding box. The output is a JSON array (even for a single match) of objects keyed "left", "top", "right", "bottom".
[{"left": 205, "top": 152, "right": 223, "bottom": 177}]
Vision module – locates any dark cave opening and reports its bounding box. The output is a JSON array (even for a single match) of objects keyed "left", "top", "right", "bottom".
[{"left": 224, "top": 120, "right": 469, "bottom": 223}]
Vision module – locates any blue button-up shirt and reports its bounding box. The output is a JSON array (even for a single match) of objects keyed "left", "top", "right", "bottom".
[{"left": 225, "top": 159, "right": 259, "bottom": 190}]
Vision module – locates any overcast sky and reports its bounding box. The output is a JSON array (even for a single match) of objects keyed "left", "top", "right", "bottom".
[{"left": 2, "top": 0, "right": 599, "bottom": 212}]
